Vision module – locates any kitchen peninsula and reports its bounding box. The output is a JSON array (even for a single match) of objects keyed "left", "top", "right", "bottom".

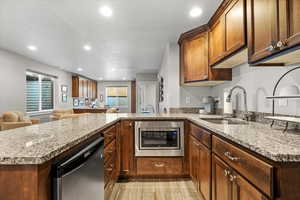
[{"left": 1, "top": 113, "right": 300, "bottom": 200}]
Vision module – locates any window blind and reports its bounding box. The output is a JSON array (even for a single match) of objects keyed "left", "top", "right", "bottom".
[{"left": 26, "top": 72, "right": 54, "bottom": 113}]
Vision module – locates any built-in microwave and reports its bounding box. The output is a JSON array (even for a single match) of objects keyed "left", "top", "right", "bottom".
[{"left": 135, "top": 121, "right": 184, "bottom": 157}]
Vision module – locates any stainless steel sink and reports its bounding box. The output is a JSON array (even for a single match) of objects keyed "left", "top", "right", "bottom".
[{"left": 202, "top": 118, "right": 249, "bottom": 125}]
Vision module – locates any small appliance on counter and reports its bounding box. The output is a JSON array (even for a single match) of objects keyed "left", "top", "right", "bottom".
[{"left": 202, "top": 96, "right": 217, "bottom": 114}]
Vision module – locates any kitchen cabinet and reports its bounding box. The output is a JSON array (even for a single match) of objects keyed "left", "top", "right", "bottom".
[
  {"left": 179, "top": 26, "right": 232, "bottom": 86},
  {"left": 247, "top": 0, "right": 300, "bottom": 65},
  {"left": 247, "top": 0, "right": 277, "bottom": 63},
  {"left": 224, "top": 0, "right": 246, "bottom": 55},
  {"left": 120, "top": 120, "right": 135, "bottom": 177},
  {"left": 209, "top": 0, "right": 247, "bottom": 68},
  {"left": 189, "top": 135, "right": 211, "bottom": 200},
  {"left": 279, "top": 0, "right": 300, "bottom": 49},
  {"left": 183, "top": 31, "right": 209, "bottom": 82},
  {"left": 189, "top": 123, "right": 212, "bottom": 200},
  {"left": 136, "top": 157, "right": 183, "bottom": 176},
  {"left": 104, "top": 123, "right": 120, "bottom": 200},
  {"left": 212, "top": 155, "right": 267, "bottom": 200},
  {"left": 209, "top": 18, "right": 226, "bottom": 65},
  {"left": 72, "top": 76, "right": 97, "bottom": 99},
  {"left": 212, "top": 154, "right": 232, "bottom": 200}
]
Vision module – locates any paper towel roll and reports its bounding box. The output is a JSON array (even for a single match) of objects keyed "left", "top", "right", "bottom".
[{"left": 224, "top": 92, "right": 233, "bottom": 114}]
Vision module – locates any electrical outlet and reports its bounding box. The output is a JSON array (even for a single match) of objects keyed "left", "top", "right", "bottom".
[{"left": 186, "top": 96, "right": 191, "bottom": 104}]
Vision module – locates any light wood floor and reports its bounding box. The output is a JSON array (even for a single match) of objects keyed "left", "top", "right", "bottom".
[{"left": 109, "top": 179, "right": 202, "bottom": 200}]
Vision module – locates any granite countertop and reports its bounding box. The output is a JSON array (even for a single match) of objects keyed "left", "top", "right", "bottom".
[{"left": 1, "top": 113, "right": 300, "bottom": 165}]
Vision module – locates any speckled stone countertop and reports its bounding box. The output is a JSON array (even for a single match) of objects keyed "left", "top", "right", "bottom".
[{"left": 1, "top": 113, "right": 300, "bottom": 165}]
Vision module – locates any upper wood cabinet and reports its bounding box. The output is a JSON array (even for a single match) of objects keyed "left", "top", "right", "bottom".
[
  {"left": 247, "top": 0, "right": 278, "bottom": 63},
  {"left": 179, "top": 26, "right": 232, "bottom": 86},
  {"left": 183, "top": 31, "right": 209, "bottom": 82},
  {"left": 280, "top": 0, "right": 300, "bottom": 48},
  {"left": 224, "top": 0, "right": 246, "bottom": 54},
  {"left": 72, "top": 76, "right": 98, "bottom": 99},
  {"left": 248, "top": 0, "right": 300, "bottom": 65},
  {"left": 209, "top": 18, "right": 226, "bottom": 65},
  {"left": 209, "top": 0, "right": 247, "bottom": 67}
]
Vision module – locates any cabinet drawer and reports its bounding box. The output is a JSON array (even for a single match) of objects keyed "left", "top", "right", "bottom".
[
  {"left": 190, "top": 123, "right": 211, "bottom": 148},
  {"left": 104, "top": 139, "right": 116, "bottom": 164},
  {"left": 104, "top": 125, "right": 116, "bottom": 146},
  {"left": 136, "top": 157, "right": 183, "bottom": 176},
  {"left": 212, "top": 136, "right": 273, "bottom": 197}
]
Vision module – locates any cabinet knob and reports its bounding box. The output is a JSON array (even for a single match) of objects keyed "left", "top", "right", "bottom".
[
  {"left": 276, "top": 40, "right": 287, "bottom": 48},
  {"left": 229, "top": 174, "right": 237, "bottom": 182},
  {"left": 224, "top": 169, "right": 230, "bottom": 177}
]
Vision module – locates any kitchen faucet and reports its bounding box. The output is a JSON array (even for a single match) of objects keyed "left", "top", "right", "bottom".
[{"left": 226, "top": 85, "right": 252, "bottom": 121}]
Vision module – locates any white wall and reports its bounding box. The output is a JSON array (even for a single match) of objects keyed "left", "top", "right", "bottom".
[
  {"left": 212, "top": 63, "right": 300, "bottom": 116},
  {"left": 97, "top": 81, "right": 132, "bottom": 113},
  {"left": 0, "top": 48, "right": 73, "bottom": 115},
  {"left": 158, "top": 43, "right": 213, "bottom": 112}
]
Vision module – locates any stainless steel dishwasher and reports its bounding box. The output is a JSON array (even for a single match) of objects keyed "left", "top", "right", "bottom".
[{"left": 52, "top": 137, "right": 104, "bottom": 200}]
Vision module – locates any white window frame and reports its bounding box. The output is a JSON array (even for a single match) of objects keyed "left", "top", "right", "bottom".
[{"left": 26, "top": 71, "right": 55, "bottom": 114}]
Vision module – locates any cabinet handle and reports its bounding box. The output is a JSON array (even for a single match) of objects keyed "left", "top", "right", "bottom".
[
  {"left": 154, "top": 162, "right": 165, "bottom": 168},
  {"left": 224, "top": 152, "right": 240, "bottom": 161},
  {"left": 193, "top": 141, "right": 200, "bottom": 146},
  {"left": 265, "top": 44, "right": 275, "bottom": 52},
  {"left": 105, "top": 168, "right": 113, "bottom": 172},
  {"left": 224, "top": 169, "right": 230, "bottom": 177},
  {"left": 229, "top": 174, "right": 237, "bottom": 182},
  {"left": 203, "top": 75, "right": 208, "bottom": 80}
]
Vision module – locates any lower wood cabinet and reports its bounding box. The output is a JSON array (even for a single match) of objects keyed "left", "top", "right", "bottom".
[
  {"left": 104, "top": 123, "right": 120, "bottom": 200},
  {"left": 120, "top": 120, "right": 135, "bottom": 177},
  {"left": 136, "top": 157, "right": 183, "bottom": 176},
  {"left": 212, "top": 154, "right": 268, "bottom": 200},
  {"left": 189, "top": 135, "right": 211, "bottom": 200}
]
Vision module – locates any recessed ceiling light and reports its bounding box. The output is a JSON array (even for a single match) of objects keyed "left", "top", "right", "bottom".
[
  {"left": 111, "top": 68, "right": 116, "bottom": 71},
  {"left": 27, "top": 45, "right": 38, "bottom": 51},
  {"left": 99, "top": 77, "right": 103, "bottom": 80},
  {"left": 77, "top": 67, "right": 83, "bottom": 72},
  {"left": 122, "top": 77, "right": 126, "bottom": 80},
  {"left": 189, "top": 7, "right": 202, "bottom": 18},
  {"left": 99, "top": 6, "right": 113, "bottom": 17},
  {"left": 83, "top": 45, "right": 92, "bottom": 51}
]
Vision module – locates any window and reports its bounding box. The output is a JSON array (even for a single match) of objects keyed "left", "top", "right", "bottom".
[
  {"left": 106, "top": 87, "right": 128, "bottom": 108},
  {"left": 26, "top": 71, "right": 54, "bottom": 113}
]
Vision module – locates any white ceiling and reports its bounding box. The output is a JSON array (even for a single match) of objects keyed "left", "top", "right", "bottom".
[{"left": 0, "top": 0, "right": 221, "bottom": 80}]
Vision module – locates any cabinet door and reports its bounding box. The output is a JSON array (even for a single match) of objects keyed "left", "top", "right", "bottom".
[
  {"left": 72, "top": 76, "right": 80, "bottom": 97},
  {"left": 278, "top": 0, "right": 300, "bottom": 49},
  {"left": 189, "top": 136, "right": 200, "bottom": 186},
  {"left": 120, "top": 120, "right": 134, "bottom": 176},
  {"left": 247, "top": 0, "right": 278, "bottom": 63},
  {"left": 224, "top": 0, "right": 246, "bottom": 54},
  {"left": 231, "top": 171, "right": 268, "bottom": 200},
  {"left": 183, "top": 32, "right": 209, "bottom": 82},
  {"left": 212, "top": 155, "right": 232, "bottom": 200},
  {"left": 79, "top": 79, "right": 84, "bottom": 98},
  {"left": 209, "top": 18, "right": 226, "bottom": 65},
  {"left": 198, "top": 141, "right": 211, "bottom": 200}
]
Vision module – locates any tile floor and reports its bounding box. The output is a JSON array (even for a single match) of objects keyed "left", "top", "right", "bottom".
[{"left": 109, "top": 179, "right": 202, "bottom": 200}]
